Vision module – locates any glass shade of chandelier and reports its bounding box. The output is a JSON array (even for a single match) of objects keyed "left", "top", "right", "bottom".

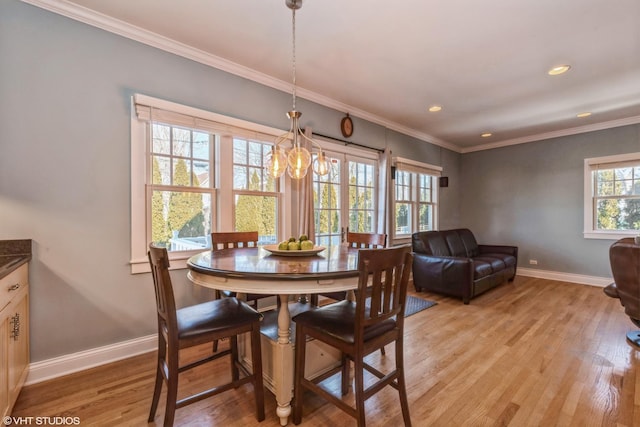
[{"left": 265, "top": 0, "right": 329, "bottom": 180}]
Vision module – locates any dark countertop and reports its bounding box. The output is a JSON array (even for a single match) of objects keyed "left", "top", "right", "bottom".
[{"left": 0, "top": 240, "right": 32, "bottom": 280}]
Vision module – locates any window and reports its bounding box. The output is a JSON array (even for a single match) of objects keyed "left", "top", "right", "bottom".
[
  {"left": 584, "top": 153, "right": 640, "bottom": 239},
  {"left": 348, "top": 161, "right": 376, "bottom": 233},
  {"left": 393, "top": 157, "right": 440, "bottom": 240},
  {"left": 149, "top": 123, "right": 214, "bottom": 252},
  {"left": 312, "top": 142, "right": 379, "bottom": 246},
  {"left": 232, "top": 138, "right": 279, "bottom": 244},
  {"left": 313, "top": 155, "right": 341, "bottom": 245},
  {"left": 394, "top": 170, "right": 412, "bottom": 235},
  {"left": 418, "top": 173, "right": 435, "bottom": 231},
  {"left": 131, "top": 94, "right": 288, "bottom": 273}
]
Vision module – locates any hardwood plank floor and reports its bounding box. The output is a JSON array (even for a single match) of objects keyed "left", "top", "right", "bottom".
[{"left": 12, "top": 276, "right": 640, "bottom": 426}]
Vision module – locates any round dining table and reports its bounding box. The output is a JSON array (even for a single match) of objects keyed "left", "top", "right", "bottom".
[{"left": 187, "top": 244, "right": 361, "bottom": 426}]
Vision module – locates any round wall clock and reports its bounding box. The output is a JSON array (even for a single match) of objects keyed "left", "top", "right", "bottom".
[{"left": 340, "top": 113, "right": 354, "bottom": 138}]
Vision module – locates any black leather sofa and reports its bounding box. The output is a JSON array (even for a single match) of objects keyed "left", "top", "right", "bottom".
[{"left": 412, "top": 229, "right": 518, "bottom": 304}]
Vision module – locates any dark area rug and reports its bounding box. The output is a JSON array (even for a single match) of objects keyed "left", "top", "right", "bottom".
[
  {"left": 403, "top": 295, "right": 437, "bottom": 317},
  {"left": 366, "top": 295, "right": 437, "bottom": 317}
]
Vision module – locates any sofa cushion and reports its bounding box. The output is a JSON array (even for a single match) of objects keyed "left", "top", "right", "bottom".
[
  {"left": 443, "top": 230, "right": 467, "bottom": 257},
  {"left": 472, "top": 260, "right": 493, "bottom": 279},
  {"left": 483, "top": 253, "right": 516, "bottom": 268},
  {"left": 458, "top": 229, "right": 480, "bottom": 257},
  {"left": 426, "top": 233, "right": 451, "bottom": 256},
  {"left": 474, "top": 256, "right": 506, "bottom": 272}
]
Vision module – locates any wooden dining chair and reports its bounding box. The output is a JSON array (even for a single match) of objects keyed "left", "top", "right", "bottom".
[
  {"left": 310, "top": 231, "right": 387, "bottom": 306},
  {"left": 147, "top": 244, "right": 265, "bottom": 427},
  {"left": 292, "top": 246, "right": 413, "bottom": 427},
  {"left": 211, "top": 231, "right": 272, "bottom": 306},
  {"left": 345, "top": 230, "right": 387, "bottom": 249},
  {"left": 211, "top": 231, "right": 275, "bottom": 352}
]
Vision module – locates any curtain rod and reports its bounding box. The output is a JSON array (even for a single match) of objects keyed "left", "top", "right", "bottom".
[{"left": 312, "top": 132, "right": 385, "bottom": 153}]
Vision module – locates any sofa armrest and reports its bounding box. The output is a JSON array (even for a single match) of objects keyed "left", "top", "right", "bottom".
[{"left": 412, "top": 253, "right": 473, "bottom": 301}]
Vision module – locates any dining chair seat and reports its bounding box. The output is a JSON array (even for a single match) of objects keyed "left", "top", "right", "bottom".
[
  {"left": 176, "top": 298, "right": 261, "bottom": 342},
  {"left": 297, "top": 300, "right": 397, "bottom": 343}
]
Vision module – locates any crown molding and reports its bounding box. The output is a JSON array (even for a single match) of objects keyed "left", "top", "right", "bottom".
[
  {"left": 21, "top": 0, "right": 457, "bottom": 153},
  {"left": 461, "top": 115, "right": 640, "bottom": 153},
  {"left": 21, "top": 0, "right": 639, "bottom": 156}
]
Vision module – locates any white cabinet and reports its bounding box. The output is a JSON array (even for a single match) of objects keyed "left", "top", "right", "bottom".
[{"left": 0, "top": 263, "right": 29, "bottom": 416}]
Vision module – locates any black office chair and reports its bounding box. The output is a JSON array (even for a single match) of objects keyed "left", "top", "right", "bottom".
[
  {"left": 603, "top": 237, "right": 640, "bottom": 347},
  {"left": 147, "top": 244, "right": 265, "bottom": 426}
]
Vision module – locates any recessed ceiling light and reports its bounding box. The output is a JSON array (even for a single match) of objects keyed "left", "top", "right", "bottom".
[
  {"left": 577, "top": 112, "right": 592, "bottom": 118},
  {"left": 428, "top": 105, "right": 442, "bottom": 112},
  {"left": 481, "top": 133, "right": 492, "bottom": 138},
  {"left": 548, "top": 65, "right": 571, "bottom": 76}
]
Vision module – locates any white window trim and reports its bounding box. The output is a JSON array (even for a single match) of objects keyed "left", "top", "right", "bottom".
[
  {"left": 583, "top": 152, "right": 640, "bottom": 240},
  {"left": 392, "top": 157, "right": 442, "bottom": 243},
  {"left": 130, "top": 94, "right": 290, "bottom": 273},
  {"left": 394, "top": 157, "right": 442, "bottom": 177}
]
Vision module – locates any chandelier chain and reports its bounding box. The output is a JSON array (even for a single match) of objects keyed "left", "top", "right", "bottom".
[{"left": 291, "top": 7, "right": 297, "bottom": 111}]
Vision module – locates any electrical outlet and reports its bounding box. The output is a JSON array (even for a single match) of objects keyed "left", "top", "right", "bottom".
[{"left": 529, "top": 259, "right": 538, "bottom": 265}]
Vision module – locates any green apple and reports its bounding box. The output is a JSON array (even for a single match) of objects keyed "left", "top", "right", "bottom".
[
  {"left": 300, "top": 240, "right": 314, "bottom": 250},
  {"left": 278, "top": 241, "right": 289, "bottom": 250},
  {"left": 299, "top": 234, "right": 308, "bottom": 242},
  {"left": 288, "top": 241, "right": 301, "bottom": 250},
  {"left": 288, "top": 236, "right": 296, "bottom": 242}
]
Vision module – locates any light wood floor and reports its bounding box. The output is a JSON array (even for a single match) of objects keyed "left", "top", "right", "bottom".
[{"left": 12, "top": 276, "right": 640, "bottom": 426}]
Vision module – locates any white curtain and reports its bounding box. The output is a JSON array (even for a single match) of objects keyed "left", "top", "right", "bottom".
[
  {"left": 297, "top": 127, "right": 315, "bottom": 239},
  {"left": 377, "top": 147, "right": 393, "bottom": 246}
]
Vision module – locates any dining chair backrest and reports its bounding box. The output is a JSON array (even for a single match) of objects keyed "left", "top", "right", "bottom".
[
  {"left": 211, "top": 231, "right": 259, "bottom": 250},
  {"left": 346, "top": 230, "right": 387, "bottom": 249},
  {"left": 355, "top": 246, "right": 413, "bottom": 336},
  {"left": 148, "top": 244, "right": 177, "bottom": 338},
  {"left": 311, "top": 231, "right": 388, "bottom": 308}
]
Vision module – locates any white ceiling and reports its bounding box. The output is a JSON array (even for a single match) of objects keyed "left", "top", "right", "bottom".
[{"left": 28, "top": 0, "right": 640, "bottom": 152}]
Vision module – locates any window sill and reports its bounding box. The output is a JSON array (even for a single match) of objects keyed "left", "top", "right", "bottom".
[
  {"left": 130, "top": 254, "right": 191, "bottom": 274},
  {"left": 583, "top": 230, "right": 639, "bottom": 240}
]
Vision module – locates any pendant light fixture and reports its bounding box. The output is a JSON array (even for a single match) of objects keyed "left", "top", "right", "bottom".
[{"left": 265, "top": 0, "right": 329, "bottom": 180}]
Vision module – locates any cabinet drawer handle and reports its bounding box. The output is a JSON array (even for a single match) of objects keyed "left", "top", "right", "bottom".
[
  {"left": 10, "top": 313, "right": 20, "bottom": 340},
  {"left": 8, "top": 283, "right": 20, "bottom": 292}
]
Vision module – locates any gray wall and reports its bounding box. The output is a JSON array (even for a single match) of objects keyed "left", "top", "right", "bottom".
[
  {"left": 0, "top": 1, "right": 459, "bottom": 362},
  {"left": 460, "top": 124, "right": 640, "bottom": 277},
  {"left": 6, "top": 0, "right": 635, "bottom": 363}
]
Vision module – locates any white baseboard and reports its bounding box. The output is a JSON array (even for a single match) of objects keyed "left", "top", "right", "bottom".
[
  {"left": 23, "top": 268, "right": 611, "bottom": 386},
  {"left": 25, "top": 334, "right": 157, "bottom": 386},
  {"left": 517, "top": 267, "right": 612, "bottom": 287}
]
